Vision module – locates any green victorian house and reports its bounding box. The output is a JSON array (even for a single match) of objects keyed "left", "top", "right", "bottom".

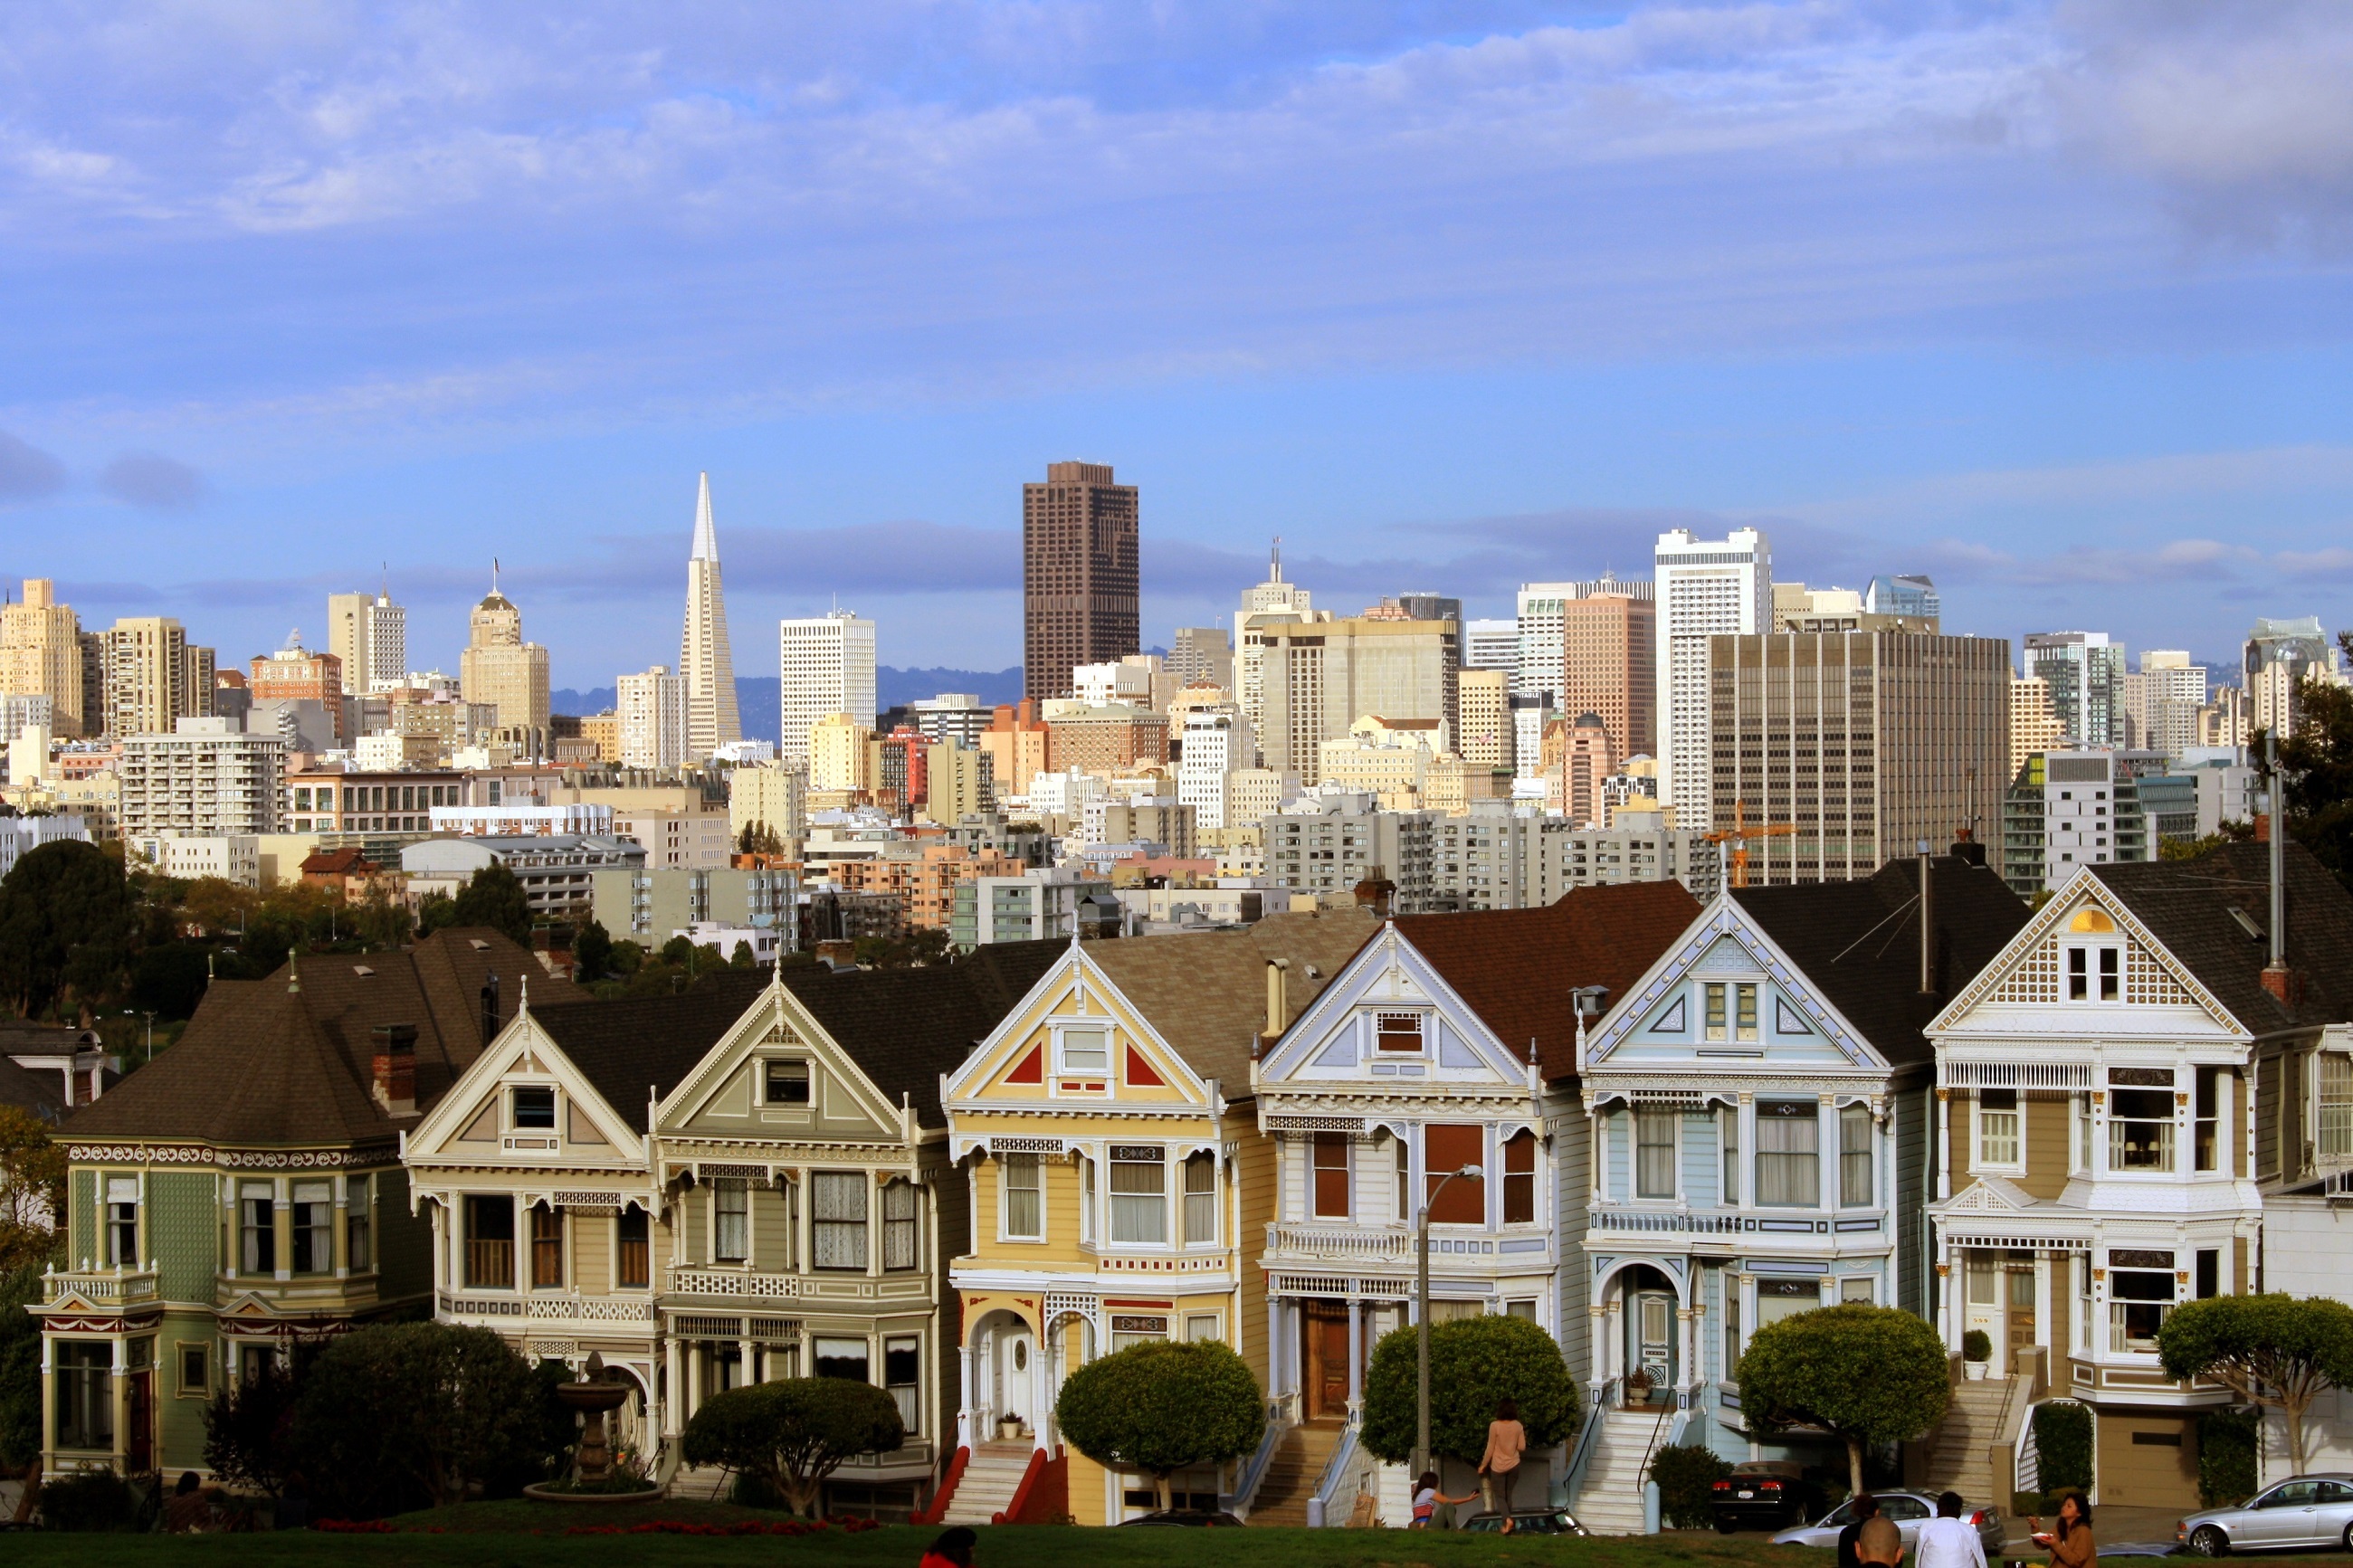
[{"left": 33, "top": 928, "right": 581, "bottom": 1479}]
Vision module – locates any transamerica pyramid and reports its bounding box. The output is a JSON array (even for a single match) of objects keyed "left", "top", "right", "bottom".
[{"left": 680, "top": 470, "right": 741, "bottom": 757}]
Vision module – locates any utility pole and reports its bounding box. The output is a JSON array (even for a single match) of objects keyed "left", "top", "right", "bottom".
[{"left": 1415, "top": 1164, "right": 1483, "bottom": 1480}]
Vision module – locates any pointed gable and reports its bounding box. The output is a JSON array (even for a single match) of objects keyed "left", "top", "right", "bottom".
[
  {"left": 2091, "top": 842, "right": 2353, "bottom": 1033},
  {"left": 1262, "top": 922, "right": 1532, "bottom": 1086},
  {"left": 1390, "top": 880, "right": 1700, "bottom": 1080}
]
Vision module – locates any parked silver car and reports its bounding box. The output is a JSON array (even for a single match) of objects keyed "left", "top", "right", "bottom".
[
  {"left": 1772, "top": 1492, "right": 2005, "bottom": 1557},
  {"left": 2179, "top": 1475, "right": 2353, "bottom": 1555}
]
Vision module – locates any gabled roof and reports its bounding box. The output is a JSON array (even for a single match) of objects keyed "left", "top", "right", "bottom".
[
  {"left": 1392, "top": 880, "right": 1701, "bottom": 1079},
  {"left": 63, "top": 929, "right": 586, "bottom": 1145},
  {"left": 2090, "top": 841, "right": 2353, "bottom": 1034},
  {"left": 0, "top": 1056, "right": 64, "bottom": 1120},
  {"left": 1081, "top": 910, "right": 1381, "bottom": 1087},
  {"left": 1733, "top": 857, "right": 2028, "bottom": 1069},
  {"left": 545, "top": 944, "right": 1069, "bottom": 1132}
]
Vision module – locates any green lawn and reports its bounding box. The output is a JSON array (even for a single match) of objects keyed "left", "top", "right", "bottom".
[{"left": 6, "top": 1509, "right": 1841, "bottom": 1568}]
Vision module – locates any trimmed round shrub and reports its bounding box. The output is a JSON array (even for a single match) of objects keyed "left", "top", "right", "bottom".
[
  {"left": 1055, "top": 1339, "right": 1263, "bottom": 1511},
  {"left": 1650, "top": 1441, "right": 1731, "bottom": 1528},
  {"left": 1361, "top": 1313, "right": 1577, "bottom": 1465}
]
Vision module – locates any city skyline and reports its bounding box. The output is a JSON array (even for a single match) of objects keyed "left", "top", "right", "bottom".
[{"left": 5, "top": 5, "right": 2353, "bottom": 676}]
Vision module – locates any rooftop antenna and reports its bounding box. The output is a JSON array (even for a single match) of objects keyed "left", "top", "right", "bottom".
[{"left": 1272, "top": 536, "right": 1282, "bottom": 580}]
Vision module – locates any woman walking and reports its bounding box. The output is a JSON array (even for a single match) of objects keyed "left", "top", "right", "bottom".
[
  {"left": 1478, "top": 1397, "right": 1528, "bottom": 1534},
  {"left": 2032, "top": 1495, "right": 2096, "bottom": 1568}
]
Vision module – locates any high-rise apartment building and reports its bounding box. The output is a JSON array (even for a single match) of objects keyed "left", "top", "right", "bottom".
[
  {"left": 328, "top": 587, "right": 406, "bottom": 696},
  {"left": 249, "top": 634, "right": 344, "bottom": 743},
  {"left": 1167, "top": 627, "right": 1234, "bottom": 690},
  {"left": 118, "top": 717, "right": 284, "bottom": 838},
  {"left": 807, "top": 711, "right": 875, "bottom": 794},
  {"left": 978, "top": 700, "right": 1052, "bottom": 797},
  {"left": 1253, "top": 615, "right": 1458, "bottom": 786},
  {"left": 1457, "top": 668, "right": 1513, "bottom": 770},
  {"left": 2023, "top": 630, "right": 2124, "bottom": 746},
  {"left": 1655, "top": 528, "right": 1770, "bottom": 829},
  {"left": 617, "top": 665, "right": 689, "bottom": 771},
  {"left": 1559, "top": 590, "right": 1656, "bottom": 762},
  {"left": 0, "top": 579, "right": 90, "bottom": 736},
  {"left": 1515, "top": 574, "right": 1652, "bottom": 704},
  {"left": 1176, "top": 704, "right": 1253, "bottom": 832},
  {"left": 2010, "top": 673, "right": 2063, "bottom": 782},
  {"left": 1708, "top": 630, "right": 2009, "bottom": 884},
  {"left": 101, "top": 616, "right": 213, "bottom": 737},
  {"left": 1235, "top": 542, "right": 1314, "bottom": 755},
  {"left": 679, "top": 472, "right": 741, "bottom": 759},
  {"left": 1022, "top": 460, "right": 1138, "bottom": 702},
  {"left": 1546, "top": 711, "right": 1622, "bottom": 825},
  {"left": 1463, "top": 618, "right": 1518, "bottom": 675},
  {"left": 2127, "top": 650, "right": 2207, "bottom": 757},
  {"left": 458, "top": 573, "right": 552, "bottom": 736},
  {"left": 778, "top": 610, "right": 876, "bottom": 763}
]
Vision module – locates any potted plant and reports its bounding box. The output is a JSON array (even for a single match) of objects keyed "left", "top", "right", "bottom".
[
  {"left": 1962, "top": 1330, "right": 1992, "bottom": 1379},
  {"left": 998, "top": 1411, "right": 1025, "bottom": 1441},
  {"left": 1625, "top": 1368, "right": 1654, "bottom": 1407}
]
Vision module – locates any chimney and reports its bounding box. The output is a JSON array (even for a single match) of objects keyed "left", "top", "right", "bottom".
[
  {"left": 1257, "top": 958, "right": 1291, "bottom": 1059},
  {"left": 1917, "top": 840, "right": 1936, "bottom": 995},
  {"left": 1352, "top": 868, "right": 1396, "bottom": 918},
  {"left": 2255, "top": 813, "right": 2272, "bottom": 843},
  {"left": 1948, "top": 825, "right": 1986, "bottom": 867},
  {"left": 815, "top": 938, "right": 857, "bottom": 971},
  {"left": 372, "top": 1023, "right": 417, "bottom": 1115},
  {"left": 480, "top": 972, "right": 500, "bottom": 1046}
]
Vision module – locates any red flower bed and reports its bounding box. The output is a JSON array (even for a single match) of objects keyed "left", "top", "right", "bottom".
[{"left": 563, "top": 1517, "right": 881, "bottom": 1537}]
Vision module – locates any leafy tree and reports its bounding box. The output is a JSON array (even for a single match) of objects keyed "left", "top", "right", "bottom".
[
  {"left": 738, "top": 822, "right": 785, "bottom": 856},
  {"left": 574, "top": 920, "right": 614, "bottom": 982},
  {"left": 129, "top": 942, "right": 213, "bottom": 1020},
  {"left": 680, "top": 1377, "right": 904, "bottom": 1518},
  {"left": 1650, "top": 1441, "right": 1732, "bottom": 1528},
  {"left": 1, "top": 1265, "right": 43, "bottom": 1487},
  {"left": 289, "top": 1322, "right": 548, "bottom": 1516},
  {"left": 2158, "top": 1294, "right": 2353, "bottom": 1471},
  {"left": 1361, "top": 1313, "right": 1577, "bottom": 1467},
  {"left": 2161, "top": 822, "right": 2254, "bottom": 862},
  {"left": 729, "top": 940, "right": 757, "bottom": 969},
  {"left": 0, "top": 839, "right": 138, "bottom": 1021},
  {"left": 1737, "top": 1304, "right": 1949, "bottom": 1497},
  {"left": 449, "top": 863, "right": 533, "bottom": 946},
  {"left": 2197, "top": 1407, "right": 2260, "bottom": 1507},
  {"left": 203, "top": 1354, "right": 305, "bottom": 1497},
  {"left": 2032, "top": 1399, "right": 2092, "bottom": 1494},
  {"left": 0, "top": 1108, "right": 65, "bottom": 1272},
  {"left": 2281, "top": 640, "right": 2353, "bottom": 893},
  {"left": 1055, "top": 1339, "right": 1265, "bottom": 1512},
  {"left": 660, "top": 934, "right": 698, "bottom": 966},
  {"left": 415, "top": 891, "right": 457, "bottom": 936}
]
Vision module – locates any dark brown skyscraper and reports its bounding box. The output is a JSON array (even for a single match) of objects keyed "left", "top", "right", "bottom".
[{"left": 1023, "top": 460, "right": 1138, "bottom": 702}]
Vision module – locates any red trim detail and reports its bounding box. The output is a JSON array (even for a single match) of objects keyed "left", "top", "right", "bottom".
[
  {"left": 1123, "top": 1046, "right": 1164, "bottom": 1087},
  {"left": 910, "top": 1445, "right": 969, "bottom": 1525},
  {"left": 1005, "top": 1045, "right": 1043, "bottom": 1084},
  {"left": 996, "top": 1447, "right": 1069, "bottom": 1525},
  {"left": 993, "top": 1447, "right": 1048, "bottom": 1525}
]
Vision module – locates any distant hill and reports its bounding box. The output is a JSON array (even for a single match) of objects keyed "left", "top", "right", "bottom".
[{"left": 552, "top": 667, "right": 1024, "bottom": 740}]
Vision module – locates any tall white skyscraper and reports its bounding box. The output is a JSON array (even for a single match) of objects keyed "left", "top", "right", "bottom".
[
  {"left": 617, "top": 664, "right": 689, "bottom": 771},
  {"left": 1235, "top": 539, "right": 1314, "bottom": 765},
  {"left": 679, "top": 472, "right": 742, "bottom": 758},
  {"left": 1463, "top": 617, "right": 1519, "bottom": 674},
  {"left": 1654, "top": 528, "right": 1770, "bottom": 829},
  {"left": 1176, "top": 703, "right": 1254, "bottom": 832},
  {"left": 778, "top": 611, "right": 877, "bottom": 763},
  {"left": 328, "top": 586, "right": 406, "bottom": 695}
]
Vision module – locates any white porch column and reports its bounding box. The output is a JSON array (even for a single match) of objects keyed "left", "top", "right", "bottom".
[
  {"left": 1346, "top": 1299, "right": 1364, "bottom": 1411},
  {"left": 1677, "top": 1306, "right": 1697, "bottom": 1398},
  {"left": 957, "top": 1345, "right": 975, "bottom": 1449},
  {"left": 686, "top": 1343, "right": 702, "bottom": 1421},
  {"left": 1266, "top": 1297, "right": 1283, "bottom": 1395},
  {"left": 663, "top": 1335, "right": 682, "bottom": 1438},
  {"left": 1935, "top": 1087, "right": 1953, "bottom": 1202}
]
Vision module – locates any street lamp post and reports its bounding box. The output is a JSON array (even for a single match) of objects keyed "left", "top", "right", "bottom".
[
  {"left": 1415, "top": 1163, "right": 1483, "bottom": 1480},
  {"left": 121, "top": 1009, "right": 157, "bottom": 1063}
]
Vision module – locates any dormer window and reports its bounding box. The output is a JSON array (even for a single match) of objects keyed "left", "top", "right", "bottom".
[
  {"left": 511, "top": 1086, "right": 556, "bottom": 1129},
  {"left": 1702, "top": 984, "right": 1758, "bottom": 1042},
  {"left": 1058, "top": 1027, "right": 1110, "bottom": 1076},
  {"left": 1376, "top": 1012, "right": 1424, "bottom": 1053},
  {"left": 764, "top": 1060, "right": 811, "bottom": 1106},
  {"left": 2065, "top": 908, "right": 2121, "bottom": 1001}
]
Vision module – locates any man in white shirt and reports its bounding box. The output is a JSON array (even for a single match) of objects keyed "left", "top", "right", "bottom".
[{"left": 1914, "top": 1491, "right": 1990, "bottom": 1568}]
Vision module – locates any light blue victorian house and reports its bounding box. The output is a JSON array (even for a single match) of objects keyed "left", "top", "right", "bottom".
[{"left": 1565, "top": 851, "right": 2026, "bottom": 1529}]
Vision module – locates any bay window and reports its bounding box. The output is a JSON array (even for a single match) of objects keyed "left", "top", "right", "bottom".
[
  {"left": 1839, "top": 1104, "right": 1872, "bottom": 1206},
  {"left": 1424, "top": 1125, "right": 1484, "bottom": 1223},
  {"left": 241, "top": 1183, "right": 276, "bottom": 1275},
  {"left": 1184, "top": 1153, "right": 1216, "bottom": 1243},
  {"left": 1312, "top": 1133, "right": 1350, "bottom": 1219},
  {"left": 1002, "top": 1154, "right": 1043, "bottom": 1240},
  {"left": 712, "top": 1177, "right": 748, "bottom": 1262},
  {"left": 1977, "top": 1088, "right": 2020, "bottom": 1168},
  {"left": 2108, "top": 1070, "right": 2176, "bottom": 1172},
  {"left": 2320, "top": 1053, "right": 2353, "bottom": 1160},
  {"left": 1756, "top": 1101, "right": 1820, "bottom": 1207},
  {"left": 1109, "top": 1146, "right": 1167, "bottom": 1244},
  {"left": 291, "top": 1181, "right": 333, "bottom": 1274},
  {"left": 346, "top": 1173, "right": 373, "bottom": 1271},
  {"left": 882, "top": 1179, "right": 919, "bottom": 1269},
  {"left": 2109, "top": 1250, "right": 2177, "bottom": 1352},
  {"left": 1502, "top": 1130, "right": 1537, "bottom": 1223},
  {"left": 106, "top": 1176, "right": 138, "bottom": 1267},
  {"left": 813, "top": 1172, "right": 868, "bottom": 1269},
  {"left": 1634, "top": 1108, "right": 1676, "bottom": 1199}
]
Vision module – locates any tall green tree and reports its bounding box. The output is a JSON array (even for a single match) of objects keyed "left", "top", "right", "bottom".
[
  {"left": 1055, "top": 1340, "right": 1265, "bottom": 1512},
  {"left": 1360, "top": 1313, "right": 1577, "bottom": 1467},
  {"left": 0, "top": 839, "right": 138, "bottom": 1021},
  {"left": 680, "top": 1377, "right": 904, "bottom": 1518},
  {"left": 573, "top": 920, "right": 614, "bottom": 982},
  {"left": 288, "top": 1322, "right": 547, "bottom": 1516},
  {"left": 2158, "top": 1294, "right": 2353, "bottom": 1471},
  {"left": 0, "top": 1108, "right": 65, "bottom": 1272},
  {"left": 0, "top": 1264, "right": 43, "bottom": 1497},
  {"left": 1737, "top": 1304, "right": 1949, "bottom": 1497},
  {"left": 448, "top": 863, "right": 533, "bottom": 945},
  {"left": 2281, "top": 637, "right": 2353, "bottom": 892}
]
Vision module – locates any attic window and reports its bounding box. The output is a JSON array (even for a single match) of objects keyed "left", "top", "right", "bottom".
[
  {"left": 764, "top": 1061, "right": 811, "bottom": 1106},
  {"left": 511, "top": 1086, "right": 556, "bottom": 1130},
  {"left": 469, "top": 939, "right": 491, "bottom": 951},
  {"left": 2229, "top": 908, "right": 2262, "bottom": 943},
  {"left": 352, "top": 965, "right": 375, "bottom": 977},
  {"left": 1376, "top": 1013, "right": 1424, "bottom": 1053}
]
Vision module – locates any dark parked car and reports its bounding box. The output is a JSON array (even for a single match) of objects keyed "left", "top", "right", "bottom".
[
  {"left": 1462, "top": 1507, "right": 1590, "bottom": 1535},
  {"left": 1119, "top": 1508, "right": 1243, "bottom": 1527},
  {"left": 1713, "top": 1461, "right": 1825, "bottom": 1531}
]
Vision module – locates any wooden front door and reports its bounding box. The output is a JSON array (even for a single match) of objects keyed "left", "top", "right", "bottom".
[
  {"left": 127, "top": 1369, "right": 153, "bottom": 1472},
  {"left": 1305, "top": 1303, "right": 1351, "bottom": 1418},
  {"left": 2005, "top": 1268, "right": 2036, "bottom": 1373}
]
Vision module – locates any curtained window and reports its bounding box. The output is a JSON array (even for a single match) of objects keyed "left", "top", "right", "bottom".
[{"left": 1755, "top": 1102, "right": 1820, "bottom": 1207}]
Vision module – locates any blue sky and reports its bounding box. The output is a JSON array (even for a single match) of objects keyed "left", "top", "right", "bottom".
[{"left": 5, "top": 1, "right": 2353, "bottom": 696}]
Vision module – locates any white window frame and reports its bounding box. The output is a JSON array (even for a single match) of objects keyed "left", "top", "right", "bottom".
[
  {"left": 2064, "top": 944, "right": 2122, "bottom": 1003},
  {"left": 761, "top": 1058, "right": 812, "bottom": 1107},
  {"left": 1001, "top": 1152, "right": 1044, "bottom": 1242},
  {"left": 1976, "top": 1088, "right": 2024, "bottom": 1173},
  {"left": 509, "top": 1081, "right": 558, "bottom": 1132},
  {"left": 1054, "top": 1023, "right": 1112, "bottom": 1078},
  {"left": 1634, "top": 1107, "right": 1679, "bottom": 1200}
]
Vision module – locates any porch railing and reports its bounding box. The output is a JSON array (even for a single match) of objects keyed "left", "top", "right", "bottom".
[
  {"left": 1224, "top": 1399, "right": 1289, "bottom": 1518},
  {"left": 1264, "top": 1222, "right": 1411, "bottom": 1261},
  {"left": 1561, "top": 1376, "right": 1615, "bottom": 1507},
  {"left": 464, "top": 1239, "right": 513, "bottom": 1289},
  {"left": 43, "top": 1266, "right": 160, "bottom": 1307},
  {"left": 1586, "top": 1205, "right": 1748, "bottom": 1235}
]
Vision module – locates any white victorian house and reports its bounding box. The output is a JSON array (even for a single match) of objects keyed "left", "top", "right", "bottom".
[{"left": 1570, "top": 853, "right": 2026, "bottom": 1526}]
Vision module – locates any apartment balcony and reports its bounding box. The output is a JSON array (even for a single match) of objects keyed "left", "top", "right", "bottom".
[
  {"left": 43, "top": 1266, "right": 160, "bottom": 1312},
  {"left": 1260, "top": 1221, "right": 1553, "bottom": 1279},
  {"left": 1586, "top": 1201, "right": 1886, "bottom": 1240},
  {"left": 1264, "top": 1221, "right": 1413, "bottom": 1264},
  {"left": 436, "top": 1288, "right": 659, "bottom": 1327}
]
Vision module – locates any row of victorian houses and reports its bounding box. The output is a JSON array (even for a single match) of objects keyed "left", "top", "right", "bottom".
[{"left": 29, "top": 836, "right": 2353, "bottom": 1524}]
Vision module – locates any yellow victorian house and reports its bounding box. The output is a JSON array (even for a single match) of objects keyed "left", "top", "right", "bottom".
[{"left": 937, "top": 910, "right": 1377, "bottom": 1527}]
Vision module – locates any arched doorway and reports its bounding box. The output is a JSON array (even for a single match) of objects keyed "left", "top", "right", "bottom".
[
  {"left": 965, "top": 1308, "right": 1040, "bottom": 1445},
  {"left": 1615, "top": 1263, "right": 1679, "bottom": 1402}
]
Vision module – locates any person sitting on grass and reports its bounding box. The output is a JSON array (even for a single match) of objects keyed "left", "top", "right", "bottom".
[
  {"left": 920, "top": 1525, "right": 976, "bottom": 1568},
  {"left": 1411, "top": 1470, "right": 1481, "bottom": 1530}
]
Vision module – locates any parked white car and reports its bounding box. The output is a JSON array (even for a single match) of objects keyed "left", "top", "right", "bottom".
[
  {"left": 2179, "top": 1475, "right": 2353, "bottom": 1555},
  {"left": 1773, "top": 1492, "right": 2005, "bottom": 1557}
]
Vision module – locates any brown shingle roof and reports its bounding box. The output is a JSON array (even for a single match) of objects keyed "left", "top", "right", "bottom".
[
  {"left": 62, "top": 929, "right": 588, "bottom": 1145},
  {"left": 2091, "top": 841, "right": 2353, "bottom": 1034},
  {"left": 1393, "top": 881, "right": 1702, "bottom": 1079},
  {"left": 1085, "top": 910, "right": 1383, "bottom": 1088},
  {"left": 0, "top": 1056, "right": 65, "bottom": 1121}
]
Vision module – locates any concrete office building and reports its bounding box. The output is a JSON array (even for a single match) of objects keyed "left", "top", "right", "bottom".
[
  {"left": 327, "top": 587, "right": 405, "bottom": 697},
  {"left": 590, "top": 864, "right": 799, "bottom": 951},
  {"left": 910, "top": 693, "right": 988, "bottom": 748},
  {"left": 248, "top": 634, "right": 343, "bottom": 743},
  {"left": 459, "top": 573, "right": 551, "bottom": 736},
  {"left": 1176, "top": 704, "right": 1253, "bottom": 832},
  {"left": 1168, "top": 626, "right": 1234, "bottom": 690},
  {"left": 2125, "top": 651, "right": 2207, "bottom": 757},
  {"left": 1463, "top": 617, "right": 1519, "bottom": 675},
  {"left": 1655, "top": 530, "right": 1770, "bottom": 831},
  {"left": 779, "top": 611, "right": 876, "bottom": 763},
  {"left": 1515, "top": 574, "right": 1650, "bottom": 705},
  {"left": 1235, "top": 543, "right": 1316, "bottom": 756},
  {"left": 403, "top": 834, "right": 644, "bottom": 917},
  {"left": 1560, "top": 588, "right": 1656, "bottom": 762},
  {"left": 1998, "top": 750, "right": 2154, "bottom": 897},
  {"left": 1708, "top": 630, "right": 2010, "bottom": 886},
  {"left": 1253, "top": 615, "right": 1457, "bottom": 785},
  {"left": 948, "top": 866, "right": 1119, "bottom": 949},
  {"left": 1, "top": 580, "right": 90, "bottom": 736},
  {"left": 2245, "top": 616, "right": 2337, "bottom": 741},
  {"left": 1864, "top": 574, "right": 1940, "bottom": 621},
  {"left": 2011, "top": 673, "right": 2064, "bottom": 782},
  {"left": 1022, "top": 460, "right": 1138, "bottom": 703},
  {"left": 1457, "top": 668, "right": 1513, "bottom": 770},
  {"left": 617, "top": 665, "right": 689, "bottom": 772},
  {"left": 118, "top": 717, "right": 284, "bottom": 839},
  {"left": 2024, "top": 630, "right": 2124, "bottom": 746},
  {"left": 729, "top": 762, "right": 806, "bottom": 851},
  {"left": 0, "top": 812, "right": 90, "bottom": 878},
  {"left": 678, "top": 472, "right": 742, "bottom": 759}
]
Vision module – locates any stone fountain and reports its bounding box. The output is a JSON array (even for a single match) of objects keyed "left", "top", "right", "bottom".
[{"left": 555, "top": 1353, "right": 634, "bottom": 1483}]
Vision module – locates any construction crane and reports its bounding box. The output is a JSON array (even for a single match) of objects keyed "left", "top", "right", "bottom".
[{"left": 1701, "top": 799, "right": 1795, "bottom": 889}]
